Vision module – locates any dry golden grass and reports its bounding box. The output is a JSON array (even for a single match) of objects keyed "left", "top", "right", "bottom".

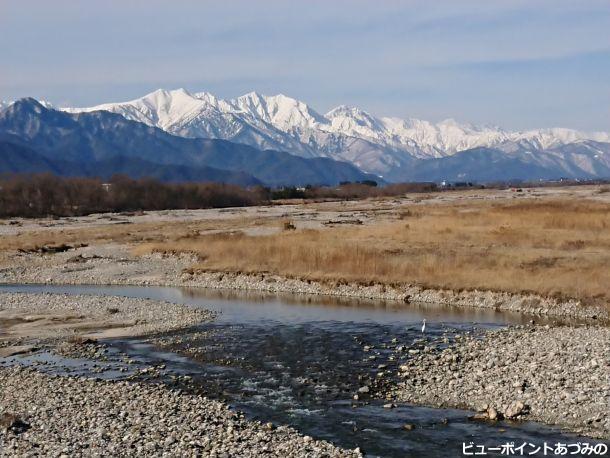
[
  {"left": 0, "top": 223, "right": 164, "bottom": 253},
  {"left": 136, "top": 198, "right": 610, "bottom": 304},
  {"left": 0, "top": 214, "right": 277, "bottom": 254}
]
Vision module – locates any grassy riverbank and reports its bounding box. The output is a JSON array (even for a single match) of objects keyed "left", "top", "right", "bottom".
[{"left": 135, "top": 196, "right": 610, "bottom": 306}]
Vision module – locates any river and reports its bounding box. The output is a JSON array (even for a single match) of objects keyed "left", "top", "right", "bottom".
[{"left": 0, "top": 284, "right": 605, "bottom": 457}]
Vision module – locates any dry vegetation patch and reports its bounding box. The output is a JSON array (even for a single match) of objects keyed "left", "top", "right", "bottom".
[
  {"left": 135, "top": 198, "right": 610, "bottom": 305},
  {"left": 0, "top": 216, "right": 272, "bottom": 255}
]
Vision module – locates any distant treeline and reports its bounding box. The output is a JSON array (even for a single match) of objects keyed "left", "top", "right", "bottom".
[
  {"left": 271, "top": 181, "right": 437, "bottom": 200},
  {"left": 0, "top": 174, "right": 441, "bottom": 218},
  {"left": 0, "top": 174, "right": 267, "bottom": 218}
]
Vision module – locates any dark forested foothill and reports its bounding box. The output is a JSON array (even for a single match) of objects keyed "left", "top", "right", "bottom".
[{"left": 0, "top": 174, "right": 267, "bottom": 218}]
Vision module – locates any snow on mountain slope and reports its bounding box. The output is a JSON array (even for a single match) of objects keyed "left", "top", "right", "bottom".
[
  {"left": 64, "top": 88, "right": 610, "bottom": 178},
  {"left": 326, "top": 108, "right": 610, "bottom": 160},
  {"left": 0, "top": 101, "right": 13, "bottom": 112},
  {"left": 233, "top": 92, "right": 326, "bottom": 130},
  {"left": 1, "top": 100, "right": 54, "bottom": 112},
  {"left": 66, "top": 89, "right": 238, "bottom": 137}
]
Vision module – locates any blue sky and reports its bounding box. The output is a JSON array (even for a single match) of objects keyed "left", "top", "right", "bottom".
[{"left": 1, "top": 0, "right": 609, "bottom": 131}]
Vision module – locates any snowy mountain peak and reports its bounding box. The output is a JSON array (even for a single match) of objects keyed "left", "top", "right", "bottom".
[
  {"left": 140, "top": 88, "right": 197, "bottom": 112},
  {"left": 326, "top": 105, "right": 384, "bottom": 137},
  {"left": 326, "top": 105, "right": 375, "bottom": 124},
  {"left": 0, "top": 101, "right": 14, "bottom": 113},
  {"left": 193, "top": 91, "right": 220, "bottom": 104},
  {"left": 437, "top": 118, "right": 466, "bottom": 128},
  {"left": 192, "top": 92, "right": 234, "bottom": 113},
  {"left": 149, "top": 87, "right": 190, "bottom": 97},
  {"left": 127, "top": 88, "right": 195, "bottom": 110},
  {"left": 326, "top": 104, "right": 368, "bottom": 117},
  {"left": 234, "top": 92, "right": 325, "bottom": 130},
  {"left": 1, "top": 99, "right": 54, "bottom": 112},
  {"left": 67, "top": 87, "right": 222, "bottom": 131}
]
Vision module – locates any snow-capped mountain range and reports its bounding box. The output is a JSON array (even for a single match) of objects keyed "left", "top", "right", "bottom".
[
  {"left": 0, "top": 98, "right": 378, "bottom": 187},
  {"left": 3, "top": 88, "right": 610, "bottom": 182}
]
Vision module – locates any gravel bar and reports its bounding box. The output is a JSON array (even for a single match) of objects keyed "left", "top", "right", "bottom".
[
  {"left": 0, "top": 366, "right": 361, "bottom": 457},
  {"left": 0, "top": 292, "right": 214, "bottom": 344},
  {"left": 389, "top": 325, "right": 610, "bottom": 439}
]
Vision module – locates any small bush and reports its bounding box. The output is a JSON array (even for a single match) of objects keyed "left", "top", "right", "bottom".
[{"left": 283, "top": 220, "right": 296, "bottom": 231}]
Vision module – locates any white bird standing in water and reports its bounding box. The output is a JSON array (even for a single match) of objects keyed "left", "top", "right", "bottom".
[{"left": 421, "top": 319, "right": 426, "bottom": 333}]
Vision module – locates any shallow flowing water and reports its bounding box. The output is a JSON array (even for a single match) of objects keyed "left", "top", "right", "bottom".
[{"left": 1, "top": 284, "right": 607, "bottom": 457}]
